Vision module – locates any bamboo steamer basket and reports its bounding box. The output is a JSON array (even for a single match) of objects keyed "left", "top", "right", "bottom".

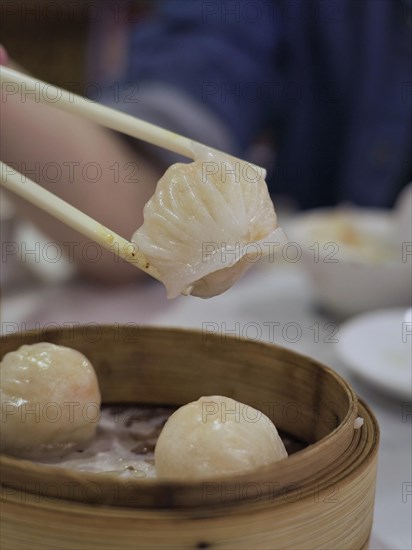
[{"left": 0, "top": 326, "right": 379, "bottom": 549}]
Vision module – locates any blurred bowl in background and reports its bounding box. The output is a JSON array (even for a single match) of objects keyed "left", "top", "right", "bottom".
[{"left": 286, "top": 206, "right": 411, "bottom": 318}]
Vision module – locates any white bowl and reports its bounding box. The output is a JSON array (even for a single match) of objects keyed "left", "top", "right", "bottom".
[{"left": 286, "top": 206, "right": 411, "bottom": 318}]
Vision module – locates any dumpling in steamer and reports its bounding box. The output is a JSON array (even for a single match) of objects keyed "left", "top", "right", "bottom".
[
  {"left": 155, "top": 396, "right": 288, "bottom": 480},
  {"left": 132, "top": 146, "right": 287, "bottom": 298},
  {"left": 0, "top": 342, "right": 101, "bottom": 458}
]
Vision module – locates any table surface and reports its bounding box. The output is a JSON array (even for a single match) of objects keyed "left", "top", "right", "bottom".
[{"left": 2, "top": 260, "right": 411, "bottom": 550}]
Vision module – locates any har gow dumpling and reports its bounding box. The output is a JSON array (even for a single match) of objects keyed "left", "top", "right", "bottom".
[
  {"left": 132, "top": 146, "right": 287, "bottom": 298},
  {"left": 154, "top": 395, "right": 288, "bottom": 480},
  {"left": 0, "top": 342, "right": 101, "bottom": 458}
]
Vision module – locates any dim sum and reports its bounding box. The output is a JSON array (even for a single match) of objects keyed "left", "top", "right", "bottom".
[
  {"left": 0, "top": 342, "right": 101, "bottom": 458},
  {"left": 132, "top": 146, "right": 286, "bottom": 298},
  {"left": 155, "top": 396, "right": 288, "bottom": 479}
]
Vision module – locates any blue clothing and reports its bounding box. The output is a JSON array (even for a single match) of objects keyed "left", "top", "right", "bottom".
[{"left": 103, "top": 0, "right": 412, "bottom": 209}]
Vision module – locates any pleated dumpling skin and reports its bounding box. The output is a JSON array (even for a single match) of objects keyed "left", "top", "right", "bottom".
[
  {"left": 132, "top": 147, "right": 286, "bottom": 298},
  {"left": 155, "top": 396, "right": 288, "bottom": 480},
  {"left": 0, "top": 342, "right": 101, "bottom": 458}
]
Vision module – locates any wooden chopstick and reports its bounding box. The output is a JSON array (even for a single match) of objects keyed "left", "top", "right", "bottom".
[
  {"left": 0, "top": 67, "right": 267, "bottom": 281},
  {"left": 0, "top": 66, "right": 197, "bottom": 160},
  {"left": 0, "top": 66, "right": 266, "bottom": 177},
  {"left": 0, "top": 162, "right": 162, "bottom": 281}
]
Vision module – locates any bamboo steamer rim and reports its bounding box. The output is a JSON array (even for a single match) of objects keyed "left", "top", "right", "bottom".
[
  {"left": 0, "top": 401, "right": 379, "bottom": 550},
  {"left": 0, "top": 326, "right": 366, "bottom": 509}
]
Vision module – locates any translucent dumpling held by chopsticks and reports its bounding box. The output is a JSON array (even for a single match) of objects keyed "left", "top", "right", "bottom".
[{"left": 132, "top": 145, "right": 287, "bottom": 299}]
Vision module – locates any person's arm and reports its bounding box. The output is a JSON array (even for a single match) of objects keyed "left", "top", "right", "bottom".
[{"left": 1, "top": 56, "right": 163, "bottom": 284}]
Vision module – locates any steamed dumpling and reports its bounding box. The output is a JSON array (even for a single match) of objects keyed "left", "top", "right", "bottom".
[
  {"left": 0, "top": 342, "right": 101, "bottom": 458},
  {"left": 155, "top": 396, "right": 288, "bottom": 480},
  {"left": 132, "top": 146, "right": 286, "bottom": 298}
]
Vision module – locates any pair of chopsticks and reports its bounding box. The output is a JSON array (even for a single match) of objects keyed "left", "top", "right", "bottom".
[{"left": 0, "top": 67, "right": 265, "bottom": 280}]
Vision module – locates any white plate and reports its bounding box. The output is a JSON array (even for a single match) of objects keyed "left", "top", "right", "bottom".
[{"left": 337, "top": 308, "right": 412, "bottom": 400}]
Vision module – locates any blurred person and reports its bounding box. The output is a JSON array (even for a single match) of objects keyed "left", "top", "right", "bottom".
[{"left": 1, "top": 0, "right": 411, "bottom": 282}]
